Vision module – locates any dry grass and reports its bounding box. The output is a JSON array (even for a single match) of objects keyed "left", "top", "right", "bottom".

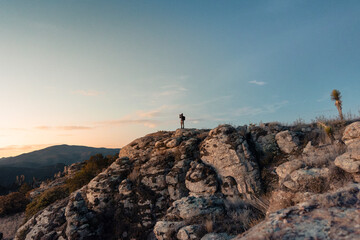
[
  {"left": 127, "top": 165, "right": 140, "bottom": 183},
  {"left": 302, "top": 144, "right": 346, "bottom": 168},
  {"left": 326, "top": 162, "right": 354, "bottom": 191},
  {"left": 205, "top": 218, "right": 214, "bottom": 233},
  {"left": 267, "top": 190, "right": 295, "bottom": 214}
]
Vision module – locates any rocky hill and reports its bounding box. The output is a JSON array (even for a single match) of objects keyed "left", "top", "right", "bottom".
[{"left": 13, "top": 121, "right": 360, "bottom": 240}]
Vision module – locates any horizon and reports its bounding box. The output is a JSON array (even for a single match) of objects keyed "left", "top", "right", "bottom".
[
  {"left": 0, "top": 144, "right": 121, "bottom": 159},
  {"left": 1, "top": 1, "right": 360, "bottom": 157}
]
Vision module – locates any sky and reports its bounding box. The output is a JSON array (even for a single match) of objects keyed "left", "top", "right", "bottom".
[{"left": 1, "top": 0, "right": 360, "bottom": 157}]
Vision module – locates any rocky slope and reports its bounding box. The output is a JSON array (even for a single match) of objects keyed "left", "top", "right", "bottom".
[{"left": 14, "top": 121, "right": 360, "bottom": 240}]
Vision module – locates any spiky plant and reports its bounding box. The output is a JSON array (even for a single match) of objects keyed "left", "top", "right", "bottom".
[
  {"left": 318, "top": 121, "right": 335, "bottom": 143},
  {"left": 330, "top": 89, "right": 343, "bottom": 120}
]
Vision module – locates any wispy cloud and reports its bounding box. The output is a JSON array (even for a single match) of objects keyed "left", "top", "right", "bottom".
[
  {"left": 249, "top": 80, "right": 267, "bottom": 86},
  {"left": 191, "top": 95, "right": 232, "bottom": 107},
  {"left": 234, "top": 100, "right": 288, "bottom": 116},
  {"left": 97, "top": 105, "right": 179, "bottom": 129},
  {"left": 136, "top": 109, "right": 162, "bottom": 118},
  {"left": 36, "top": 125, "right": 94, "bottom": 131},
  {"left": 72, "top": 90, "right": 104, "bottom": 96},
  {"left": 158, "top": 85, "right": 188, "bottom": 96},
  {"left": 187, "top": 118, "right": 206, "bottom": 124},
  {"left": 316, "top": 93, "right": 330, "bottom": 102},
  {"left": 177, "top": 75, "right": 190, "bottom": 80},
  {"left": 98, "top": 119, "right": 159, "bottom": 129}
]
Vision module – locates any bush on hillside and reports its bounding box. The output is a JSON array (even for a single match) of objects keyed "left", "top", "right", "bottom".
[
  {"left": 18, "top": 183, "right": 33, "bottom": 195},
  {"left": 66, "top": 154, "right": 117, "bottom": 193},
  {"left": 25, "top": 186, "right": 68, "bottom": 219},
  {"left": 0, "top": 192, "right": 29, "bottom": 216},
  {"left": 24, "top": 153, "right": 117, "bottom": 219}
]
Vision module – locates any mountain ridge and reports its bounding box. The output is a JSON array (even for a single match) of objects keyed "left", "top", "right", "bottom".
[{"left": 0, "top": 144, "right": 120, "bottom": 188}]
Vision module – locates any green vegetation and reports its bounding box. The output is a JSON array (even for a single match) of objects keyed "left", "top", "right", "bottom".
[
  {"left": 25, "top": 186, "right": 68, "bottom": 218},
  {"left": 66, "top": 153, "right": 117, "bottom": 192},
  {"left": 18, "top": 183, "right": 33, "bottom": 195},
  {"left": 23, "top": 153, "right": 117, "bottom": 219},
  {"left": 331, "top": 89, "right": 343, "bottom": 120},
  {"left": 0, "top": 192, "right": 29, "bottom": 216},
  {"left": 318, "top": 121, "right": 335, "bottom": 143}
]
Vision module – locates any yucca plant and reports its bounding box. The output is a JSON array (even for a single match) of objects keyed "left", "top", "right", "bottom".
[
  {"left": 330, "top": 89, "right": 343, "bottom": 120},
  {"left": 318, "top": 121, "right": 335, "bottom": 143}
]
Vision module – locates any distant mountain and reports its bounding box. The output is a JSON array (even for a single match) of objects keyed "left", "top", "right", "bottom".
[{"left": 0, "top": 145, "right": 120, "bottom": 187}]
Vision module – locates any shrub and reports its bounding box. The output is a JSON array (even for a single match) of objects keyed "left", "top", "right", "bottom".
[
  {"left": 0, "top": 192, "right": 29, "bottom": 216},
  {"left": 331, "top": 89, "right": 343, "bottom": 120},
  {"left": 25, "top": 186, "right": 68, "bottom": 219},
  {"left": 18, "top": 183, "right": 32, "bottom": 195},
  {"left": 66, "top": 154, "right": 117, "bottom": 193}
]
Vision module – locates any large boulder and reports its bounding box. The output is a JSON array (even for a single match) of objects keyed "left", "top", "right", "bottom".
[
  {"left": 167, "top": 196, "right": 225, "bottom": 220},
  {"left": 335, "top": 153, "right": 360, "bottom": 173},
  {"left": 200, "top": 125, "right": 262, "bottom": 199},
  {"left": 342, "top": 121, "right": 360, "bottom": 144},
  {"left": 335, "top": 134, "right": 360, "bottom": 181},
  {"left": 185, "top": 161, "right": 218, "bottom": 195}
]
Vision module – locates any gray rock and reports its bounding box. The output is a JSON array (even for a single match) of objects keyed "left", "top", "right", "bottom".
[
  {"left": 335, "top": 153, "right": 360, "bottom": 173},
  {"left": 276, "top": 159, "right": 304, "bottom": 179},
  {"left": 166, "top": 137, "right": 182, "bottom": 148},
  {"left": 153, "top": 221, "right": 185, "bottom": 240},
  {"left": 177, "top": 225, "right": 205, "bottom": 240},
  {"left": 275, "top": 130, "right": 300, "bottom": 154},
  {"left": 200, "top": 125, "right": 262, "bottom": 199},
  {"left": 185, "top": 161, "right": 218, "bottom": 195},
  {"left": 15, "top": 198, "right": 68, "bottom": 240},
  {"left": 342, "top": 121, "right": 360, "bottom": 144},
  {"left": 234, "top": 184, "right": 360, "bottom": 240},
  {"left": 201, "top": 233, "right": 234, "bottom": 240},
  {"left": 168, "top": 196, "right": 225, "bottom": 220}
]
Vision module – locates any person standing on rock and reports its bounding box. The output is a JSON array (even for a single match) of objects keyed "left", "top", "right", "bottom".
[{"left": 179, "top": 113, "right": 185, "bottom": 129}]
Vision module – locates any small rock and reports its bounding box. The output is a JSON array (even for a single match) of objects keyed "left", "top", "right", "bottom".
[
  {"left": 335, "top": 154, "right": 360, "bottom": 173},
  {"left": 177, "top": 225, "right": 205, "bottom": 240},
  {"left": 166, "top": 138, "right": 182, "bottom": 148},
  {"left": 201, "top": 233, "right": 234, "bottom": 240},
  {"left": 276, "top": 159, "right": 304, "bottom": 179},
  {"left": 153, "top": 221, "right": 185, "bottom": 240},
  {"left": 275, "top": 130, "right": 300, "bottom": 154}
]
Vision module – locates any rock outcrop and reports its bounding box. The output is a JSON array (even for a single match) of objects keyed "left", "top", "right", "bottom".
[
  {"left": 335, "top": 122, "right": 360, "bottom": 182},
  {"left": 200, "top": 125, "right": 262, "bottom": 199},
  {"left": 14, "top": 122, "right": 360, "bottom": 240},
  {"left": 275, "top": 130, "right": 300, "bottom": 154},
  {"left": 235, "top": 184, "right": 360, "bottom": 240}
]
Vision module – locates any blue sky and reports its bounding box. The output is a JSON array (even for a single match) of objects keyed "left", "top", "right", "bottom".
[{"left": 1, "top": 0, "right": 360, "bottom": 156}]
